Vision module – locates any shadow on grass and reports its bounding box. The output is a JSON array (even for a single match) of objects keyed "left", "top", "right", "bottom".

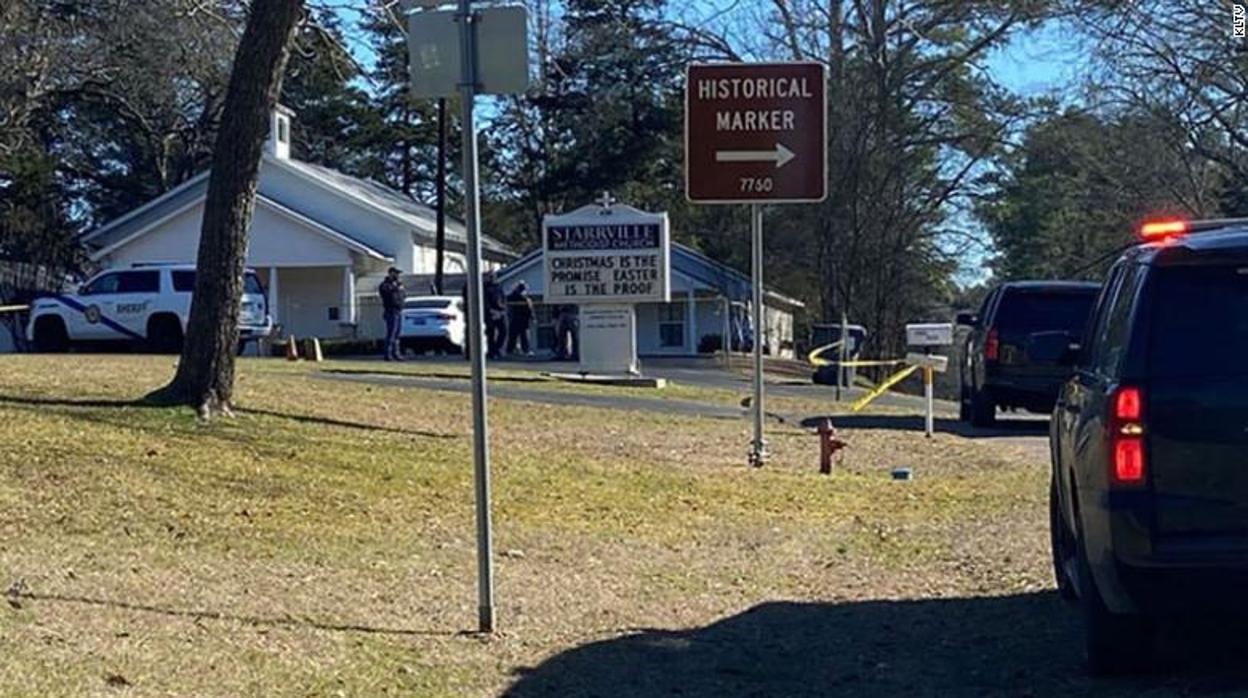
[
  {"left": 0, "top": 394, "right": 459, "bottom": 440},
  {"left": 800, "top": 413, "right": 1050, "bottom": 439},
  {"left": 322, "top": 368, "right": 553, "bottom": 384},
  {"left": 15, "top": 591, "right": 459, "bottom": 638},
  {"left": 235, "top": 407, "right": 459, "bottom": 439},
  {"left": 505, "top": 593, "right": 1248, "bottom": 697},
  {"left": 0, "top": 394, "right": 151, "bottom": 409}
]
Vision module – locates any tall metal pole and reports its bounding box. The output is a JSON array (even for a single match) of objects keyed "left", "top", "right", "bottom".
[
  {"left": 434, "top": 97, "right": 447, "bottom": 295},
  {"left": 750, "top": 204, "right": 767, "bottom": 467},
  {"left": 457, "top": 0, "right": 494, "bottom": 634}
]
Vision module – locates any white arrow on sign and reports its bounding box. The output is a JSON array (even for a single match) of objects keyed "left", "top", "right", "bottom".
[{"left": 715, "top": 142, "right": 795, "bottom": 169}]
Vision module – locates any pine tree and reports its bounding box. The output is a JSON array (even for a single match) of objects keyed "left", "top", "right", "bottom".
[{"left": 358, "top": 7, "right": 448, "bottom": 203}]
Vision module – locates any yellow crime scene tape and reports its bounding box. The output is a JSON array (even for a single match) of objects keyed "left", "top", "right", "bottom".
[
  {"left": 807, "top": 340, "right": 917, "bottom": 411},
  {"left": 805, "top": 340, "right": 843, "bottom": 366},
  {"left": 0, "top": 305, "right": 30, "bottom": 314},
  {"left": 837, "top": 359, "right": 908, "bottom": 368},
  {"left": 808, "top": 341, "right": 905, "bottom": 369},
  {"left": 850, "top": 364, "right": 919, "bottom": 412}
]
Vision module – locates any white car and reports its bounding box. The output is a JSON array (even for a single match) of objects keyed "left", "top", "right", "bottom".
[
  {"left": 27, "top": 264, "right": 272, "bottom": 353},
  {"left": 400, "top": 295, "right": 466, "bottom": 354}
]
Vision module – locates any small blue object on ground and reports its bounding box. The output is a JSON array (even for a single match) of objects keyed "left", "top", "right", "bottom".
[{"left": 891, "top": 467, "right": 913, "bottom": 481}]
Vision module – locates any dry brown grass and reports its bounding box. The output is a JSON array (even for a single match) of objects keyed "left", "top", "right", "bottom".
[{"left": 0, "top": 355, "right": 1063, "bottom": 696}]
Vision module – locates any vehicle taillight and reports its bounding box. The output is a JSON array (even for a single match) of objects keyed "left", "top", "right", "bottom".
[
  {"left": 984, "top": 327, "right": 999, "bottom": 361},
  {"left": 436, "top": 313, "right": 455, "bottom": 321},
  {"left": 1115, "top": 387, "right": 1141, "bottom": 421},
  {"left": 1110, "top": 386, "right": 1146, "bottom": 486}
]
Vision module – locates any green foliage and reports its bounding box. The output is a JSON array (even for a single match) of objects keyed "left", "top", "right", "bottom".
[
  {"left": 0, "top": 147, "right": 80, "bottom": 270},
  {"left": 281, "top": 10, "right": 376, "bottom": 175},
  {"left": 481, "top": 0, "right": 691, "bottom": 249},
  {"left": 354, "top": 6, "right": 454, "bottom": 204},
  {"left": 979, "top": 109, "right": 1221, "bottom": 281}
]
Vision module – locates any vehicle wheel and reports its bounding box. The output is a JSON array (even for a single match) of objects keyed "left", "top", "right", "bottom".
[
  {"left": 1077, "top": 536, "right": 1154, "bottom": 675},
  {"left": 970, "top": 388, "right": 996, "bottom": 427},
  {"left": 1050, "top": 476, "right": 1077, "bottom": 602},
  {"left": 33, "top": 317, "right": 70, "bottom": 353},
  {"left": 959, "top": 384, "right": 972, "bottom": 421},
  {"left": 146, "top": 315, "right": 183, "bottom": 354}
]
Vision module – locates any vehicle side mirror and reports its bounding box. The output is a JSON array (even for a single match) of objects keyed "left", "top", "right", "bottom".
[
  {"left": 78, "top": 285, "right": 89, "bottom": 295},
  {"left": 955, "top": 311, "right": 976, "bottom": 326}
]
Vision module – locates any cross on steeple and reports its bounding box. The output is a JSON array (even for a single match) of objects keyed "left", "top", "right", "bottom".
[{"left": 597, "top": 191, "right": 616, "bottom": 209}]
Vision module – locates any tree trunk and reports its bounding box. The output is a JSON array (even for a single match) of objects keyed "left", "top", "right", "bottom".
[{"left": 150, "top": 0, "right": 304, "bottom": 416}]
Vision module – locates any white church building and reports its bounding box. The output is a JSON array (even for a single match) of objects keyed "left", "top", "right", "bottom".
[
  {"left": 80, "top": 107, "right": 516, "bottom": 341},
  {"left": 496, "top": 242, "right": 805, "bottom": 359}
]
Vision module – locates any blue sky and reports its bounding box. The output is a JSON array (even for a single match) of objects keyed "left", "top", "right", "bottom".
[{"left": 985, "top": 21, "right": 1086, "bottom": 99}]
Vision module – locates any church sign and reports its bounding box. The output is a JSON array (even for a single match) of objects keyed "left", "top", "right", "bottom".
[{"left": 542, "top": 203, "right": 671, "bottom": 305}]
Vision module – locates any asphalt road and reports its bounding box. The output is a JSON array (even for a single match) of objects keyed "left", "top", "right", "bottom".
[{"left": 318, "top": 357, "right": 1051, "bottom": 452}]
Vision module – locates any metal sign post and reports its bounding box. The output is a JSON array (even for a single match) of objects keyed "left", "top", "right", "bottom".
[
  {"left": 456, "top": 0, "right": 495, "bottom": 635},
  {"left": 685, "top": 62, "right": 827, "bottom": 467},
  {"left": 410, "top": 0, "right": 527, "bottom": 635},
  {"left": 750, "top": 204, "right": 766, "bottom": 466}
]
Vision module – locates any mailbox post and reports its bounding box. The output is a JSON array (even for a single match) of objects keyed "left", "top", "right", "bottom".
[{"left": 905, "top": 323, "right": 953, "bottom": 438}]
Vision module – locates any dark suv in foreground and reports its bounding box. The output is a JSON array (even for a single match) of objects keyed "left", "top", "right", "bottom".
[
  {"left": 1050, "top": 218, "right": 1248, "bottom": 674},
  {"left": 959, "top": 281, "right": 1100, "bottom": 426}
]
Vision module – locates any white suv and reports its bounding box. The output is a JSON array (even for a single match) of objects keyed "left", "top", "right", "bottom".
[{"left": 27, "top": 264, "right": 272, "bottom": 353}]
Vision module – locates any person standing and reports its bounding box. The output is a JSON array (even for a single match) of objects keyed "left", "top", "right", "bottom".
[
  {"left": 555, "top": 304, "right": 579, "bottom": 361},
  {"left": 506, "top": 281, "right": 534, "bottom": 356},
  {"left": 483, "top": 272, "right": 508, "bottom": 359},
  {"left": 378, "top": 267, "right": 406, "bottom": 361}
]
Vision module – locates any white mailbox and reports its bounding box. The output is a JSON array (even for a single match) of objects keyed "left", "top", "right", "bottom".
[{"left": 906, "top": 322, "right": 954, "bottom": 347}]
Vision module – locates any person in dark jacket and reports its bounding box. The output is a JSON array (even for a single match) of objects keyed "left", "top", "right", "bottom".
[
  {"left": 554, "top": 304, "right": 579, "bottom": 361},
  {"left": 506, "top": 281, "right": 534, "bottom": 355},
  {"left": 378, "top": 267, "right": 406, "bottom": 361},
  {"left": 483, "top": 272, "right": 508, "bottom": 359}
]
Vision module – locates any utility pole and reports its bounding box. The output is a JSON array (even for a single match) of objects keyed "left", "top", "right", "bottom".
[{"left": 434, "top": 97, "right": 447, "bottom": 295}]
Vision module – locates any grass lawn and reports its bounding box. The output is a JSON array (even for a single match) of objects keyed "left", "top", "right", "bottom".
[{"left": 0, "top": 354, "right": 1060, "bottom": 696}]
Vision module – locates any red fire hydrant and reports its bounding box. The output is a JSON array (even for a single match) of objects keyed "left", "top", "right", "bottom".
[{"left": 817, "top": 418, "right": 847, "bottom": 475}]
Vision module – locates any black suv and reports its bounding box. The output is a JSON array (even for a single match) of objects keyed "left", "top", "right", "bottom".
[
  {"left": 958, "top": 281, "right": 1100, "bottom": 426},
  {"left": 1050, "top": 218, "right": 1248, "bottom": 673}
]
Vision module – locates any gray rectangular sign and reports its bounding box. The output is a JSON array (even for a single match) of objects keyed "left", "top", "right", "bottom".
[{"left": 408, "top": 6, "right": 529, "bottom": 98}]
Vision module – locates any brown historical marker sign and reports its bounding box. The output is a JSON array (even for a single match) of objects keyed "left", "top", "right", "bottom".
[{"left": 685, "top": 62, "right": 827, "bottom": 204}]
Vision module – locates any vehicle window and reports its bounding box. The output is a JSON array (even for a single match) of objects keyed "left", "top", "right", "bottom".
[
  {"left": 1149, "top": 265, "right": 1248, "bottom": 379},
  {"left": 977, "top": 289, "right": 997, "bottom": 324},
  {"left": 405, "top": 299, "right": 453, "bottom": 310},
  {"left": 173, "top": 271, "right": 264, "bottom": 295},
  {"left": 82, "top": 273, "right": 121, "bottom": 295},
  {"left": 1093, "top": 264, "right": 1142, "bottom": 378},
  {"left": 1082, "top": 265, "right": 1124, "bottom": 372},
  {"left": 994, "top": 291, "right": 1096, "bottom": 335},
  {"left": 116, "top": 271, "right": 160, "bottom": 294},
  {"left": 172, "top": 271, "right": 195, "bottom": 292}
]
